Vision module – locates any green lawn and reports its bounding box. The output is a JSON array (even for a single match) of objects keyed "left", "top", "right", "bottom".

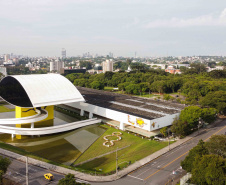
[
  {"left": 104, "top": 86, "right": 115, "bottom": 91},
  {"left": 74, "top": 125, "right": 173, "bottom": 174},
  {"left": 0, "top": 105, "right": 15, "bottom": 112}
]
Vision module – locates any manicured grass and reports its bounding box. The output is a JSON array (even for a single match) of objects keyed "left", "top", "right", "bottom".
[
  {"left": 0, "top": 105, "right": 15, "bottom": 112},
  {"left": 104, "top": 86, "right": 115, "bottom": 91},
  {"left": 74, "top": 125, "right": 173, "bottom": 174},
  {"left": 0, "top": 141, "right": 68, "bottom": 167},
  {"left": 134, "top": 93, "right": 160, "bottom": 98}
]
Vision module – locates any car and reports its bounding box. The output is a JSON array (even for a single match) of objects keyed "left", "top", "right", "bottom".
[{"left": 44, "top": 173, "right": 54, "bottom": 181}]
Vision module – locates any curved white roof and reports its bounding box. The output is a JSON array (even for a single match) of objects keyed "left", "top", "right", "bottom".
[{"left": 3, "top": 74, "right": 84, "bottom": 107}]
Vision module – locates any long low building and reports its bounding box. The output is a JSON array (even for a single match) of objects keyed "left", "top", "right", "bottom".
[{"left": 66, "top": 87, "right": 185, "bottom": 136}]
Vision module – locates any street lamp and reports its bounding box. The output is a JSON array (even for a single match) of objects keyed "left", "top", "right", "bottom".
[
  {"left": 116, "top": 148, "right": 125, "bottom": 178},
  {"left": 168, "top": 128, "right": 170, "bottom": 151},
  {"left": 198, "top": 117, "right": 203, "bottom": 134}
]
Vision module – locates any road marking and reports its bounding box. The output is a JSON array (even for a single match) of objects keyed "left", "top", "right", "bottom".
[
  {"left": 127, "top": 174, "right": 144, "bottom": 181},
  {"left": 128, "top": 129, "right": 199, "bottom": 175},
  {"left": 144, "top": 151, "right": 188, "bottom": 181},
  {"left": 144, "top": 125, "right": 226, "bottom": 181},
  {"left": 128, "top": 156, "right": 161, "bottom": 175},
  {"left": 204, "top": 125, "right": 226, "bottom": 142},
  {"left": 136, "top": 167, "right": 155, "bottom": 177},
  {"left": 164, "top": 146, "right": 185, "bottom": 157}
]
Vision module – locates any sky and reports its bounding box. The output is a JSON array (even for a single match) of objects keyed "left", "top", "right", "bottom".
[{"left": 0, "top": 0, "right": 226, "bottom": 57}]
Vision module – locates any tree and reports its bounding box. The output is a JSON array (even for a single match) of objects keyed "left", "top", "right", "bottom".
[
  {"left": 171, "top": 116, "right": 189, "bottom": 138},
  {"left": 79, "top": 61, "right": 93, "bottom": 70},
  {"left": 73, "top": 79, "right": 87, "bottom": 87},
  {"left": 58, "top": 174, "right": 90, "bottom": 185},
  {"left": 125, "top": 84, "right": 140, "bottom": 95},
  {"left": 200, "top": 91, "right": 226, "bottom": 114},
  {"left": 209, "top": 70, "right": 226, "bottom": 78},
  {"left": 0, "top": 156, "right": 11, "bottom": 183},
  {"left": 205, "top": 135, "right": 226, "bottom": 158},
  {"left": 90, "top": 81, "right": 104, "bottom": 90},
  {"left": 163, "top": 94, "right": 171, "bottom": 101},
  {"left": 191, "top": 155, "right": 226, "bottom": 185},
  {"left": 189, "top": 63, "right": 207, "bottom": 74},
  {"left": 160, "top": 127, "right": 168, "bottom": 137},
  {"left": 179, "top": 106, "right": 202, "bottom": 125},
  {"left": 181, "top": 140, "right": 208, "bottom": 172},
  {"left": 201, "top": 108, "right": 218, "bottom": 123},
  {"left": 150, "top": 80, "right": 167, "bottom": 94}
]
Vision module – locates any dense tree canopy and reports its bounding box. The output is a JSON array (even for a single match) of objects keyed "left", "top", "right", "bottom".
[
  {"left": 192, "top": 154, "right": 225, "bottom": 185},
  {"left": 171, "top": 106, "right": 217, "bottom": 137},
  {"left": 181, "top": 136, "right": 226, "bottom": 185},
  {"left": 66, "top": 69, "right": 226, "bottom": 113},
  {"left": 0, "top": 156, "right": 11, "bottom": 182},
  {"left": 181, "top": 140, "right": 208, "bottom": 172},
  {"left": 205, "top": 135, "right": 226, "bottom": 158},
  {"left": 79, "top": 61, "right": 93, "bottom": 70}
]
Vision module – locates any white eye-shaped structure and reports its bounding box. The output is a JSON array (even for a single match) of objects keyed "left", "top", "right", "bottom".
[
  {"left": 0, "top": 74, "right": 84, "bottom": 108},
  {"left": 0, "top": 74, "right": 101, "bottom": 137}
]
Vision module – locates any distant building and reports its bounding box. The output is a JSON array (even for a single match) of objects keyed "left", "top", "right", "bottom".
[
  {"left": 206, "top": 66, "right": 224, "bottom": 72},
  {"left": 165, "top": 66, "right": 181, "bottom": 74},
  {"left": 25, "top": 62, "right": 33, "bottom": 69},
  {"left": 50, "top": 60, "right": 64, "bottom": 73},
  {"left": 126, "top": 65, "right": 132, "bottom": 72},
  {"left": 102, "top": 59, "right": 113, "bottom": 73},
  {"left": 0, "top": 67, "right": 7, "bottom": 77},
  {"left": 13, "top": 58, "right": 19, "bottom": 65},
  {"left": 4, "top": 54, "right": 10, "bottom": 62},
  {"left": 109, "top": 52, "right": 113, "bottom": 58},
  {"left": 61, "top": 48, "right": 66, "bottom": 59}
]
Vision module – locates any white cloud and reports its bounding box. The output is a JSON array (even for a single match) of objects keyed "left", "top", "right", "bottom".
[{"left": 145, "top": 8, "right": 226, "bottom": 28}]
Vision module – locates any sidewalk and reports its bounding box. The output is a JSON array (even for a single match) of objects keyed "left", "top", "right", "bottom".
[{"left": 0, "top": 119, "right": 222, "bottom": 182}]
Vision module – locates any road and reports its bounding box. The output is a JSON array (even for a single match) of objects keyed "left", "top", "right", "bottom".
[
  {"left": 3, "top": 157, "right": 89, "bottom": 185},
  {"left": 91, "top": 119, "right": 226, "bottom": 185},
  {"left": 2, "top": 119, "right": 225, "bottom": 185}
]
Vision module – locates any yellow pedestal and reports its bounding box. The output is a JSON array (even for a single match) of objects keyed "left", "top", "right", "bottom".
[{"left": 15, "top": 105, "right": 54, "bottom": 139}]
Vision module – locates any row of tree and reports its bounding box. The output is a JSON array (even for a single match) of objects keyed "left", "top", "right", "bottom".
[
  {"left": 66, "top": 69, "right": 226, "bottom": 114},
  {"left": 171, "top": 106, "right": 217, "bottom": 138},
  {"left": 181, "top": 135, "right": 226, "bottom": 185}
]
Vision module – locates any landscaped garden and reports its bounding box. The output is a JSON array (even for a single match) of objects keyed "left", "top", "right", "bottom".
[{"left": 74, "top": 124, "right": 174, "bottom": 174}]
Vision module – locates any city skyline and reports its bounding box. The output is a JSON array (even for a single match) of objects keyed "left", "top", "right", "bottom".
[{"left": 0, "top": 0, "right": 226, "bottom": 57}]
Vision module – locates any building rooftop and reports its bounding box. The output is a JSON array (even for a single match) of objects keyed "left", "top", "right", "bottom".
[{"left": 77, "top": 87, "right": 185, "bottom": 120}]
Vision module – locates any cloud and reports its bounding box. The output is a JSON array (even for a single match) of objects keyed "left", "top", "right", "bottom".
[
  {"left": 125, "top": 17, "right": 140, "bottom": 28},
  {"left": 145, "top": 8, "right": 226, "bottom": 28}
]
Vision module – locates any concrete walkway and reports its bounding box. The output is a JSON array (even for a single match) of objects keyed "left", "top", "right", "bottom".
[{"left": 0, "top": 120, "right": 221, "bottom": 182}]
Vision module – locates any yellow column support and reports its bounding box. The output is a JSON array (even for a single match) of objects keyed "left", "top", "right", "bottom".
[{"left": 15, "top": 105, "right": 54, "bottom": 139}]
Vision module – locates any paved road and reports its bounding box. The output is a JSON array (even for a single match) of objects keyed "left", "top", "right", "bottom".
[
  {"left": 3, "top": 157, "right": 90, "bottom": 185},
  {"left": 91, "top": 119, "right": 226, "bottom": 185}
]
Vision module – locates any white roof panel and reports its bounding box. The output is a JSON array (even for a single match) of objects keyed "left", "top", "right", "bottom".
[{"left": 11, "top": 74, "right": 84, "bottom": 107}]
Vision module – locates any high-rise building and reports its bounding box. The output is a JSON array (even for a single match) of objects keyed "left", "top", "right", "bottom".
[
  {"left": 61, "top": 48, "right": 66, "bottom": 59},
  {"left": 109, "top": 52, "right": 113, "bottom": 58},
  {"left": 102, "top": 59, "right": 113, "bottom": 73},
  {"left": 50, "top": 60, "right": 64, "bottom": 73},
  {"left": 4, "top": 54, "right": 10, "bottom": 62}
]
